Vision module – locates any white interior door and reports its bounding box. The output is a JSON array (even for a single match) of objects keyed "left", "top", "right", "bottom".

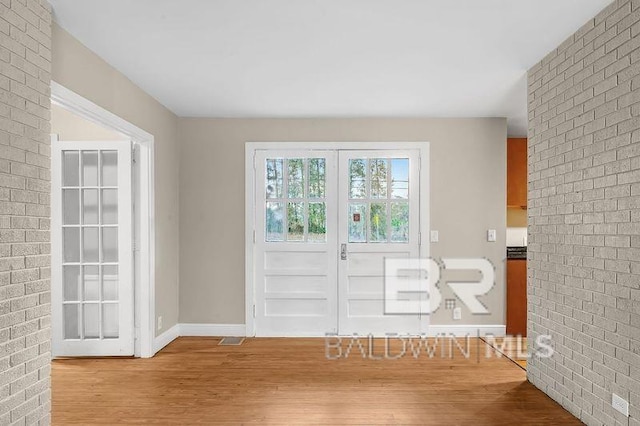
[
  {"left": 254, "top": 150, "right": 338, "bottom": 336},
  {"left": 338, "top": 150, "right": 421, "bottom": 335},
  {"left": 52, "top": 139, "right": 134, "bottom": 356}
]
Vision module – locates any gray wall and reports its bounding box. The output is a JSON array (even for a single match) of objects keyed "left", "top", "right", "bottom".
[
  {"left": 178, "top": 118, "right": 507, "bottom": 326},
  {"left": 51, "top": 24, "right": 181, "bottom": 336},
  {"left": 0, "top": 0, "right": 52, "bottom": 423},
  {"left": 527, "top": 1, "right": 640, "bottom": 425}
]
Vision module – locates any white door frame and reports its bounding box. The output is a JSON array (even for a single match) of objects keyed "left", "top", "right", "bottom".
[
  {"left": 245, "top": 141, "right": 430, "bottom": 337},
  {"left": 51, "top": 81, "right": 156, "bottom": 358}
]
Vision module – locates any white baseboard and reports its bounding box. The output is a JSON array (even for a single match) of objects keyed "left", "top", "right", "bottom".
[
  {"left": 427, "top": 325, "right": 506, "bottom": 337},
  {"left": 179, "top": 323, "right": 246, "bottom": 337},
  {"left": 153, "top": 324, "right": 180, "bottom": 353},
  {"left": 151, "top": 323, "right": 505, "bottom": 356}
]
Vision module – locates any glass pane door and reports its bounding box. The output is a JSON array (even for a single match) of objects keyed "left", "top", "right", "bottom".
[
  {"left": 52, "top": 139, "right": 133, "bottom": 357},
  {"left": 62, "top": 149, "right": 121, "bottom": 340}
]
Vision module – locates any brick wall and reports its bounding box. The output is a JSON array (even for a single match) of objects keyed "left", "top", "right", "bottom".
[
  {"left": 0, "top": 0, "right": 52, "bottom": 424},
  {"left": 527, "top": 0, "right": 640, "bottom": 425}
]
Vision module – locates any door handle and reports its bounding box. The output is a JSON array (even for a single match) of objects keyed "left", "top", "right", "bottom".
[{"left": 340, "top": 244, "right": 347, "bottom": 260}]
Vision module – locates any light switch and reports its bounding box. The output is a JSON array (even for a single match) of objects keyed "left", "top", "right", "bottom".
[
  {"left": 487, "top": 229, "right": 497, "bottom": 242},
  {"left": 430, "top": 230, "right": 439, "bottom": 243}
]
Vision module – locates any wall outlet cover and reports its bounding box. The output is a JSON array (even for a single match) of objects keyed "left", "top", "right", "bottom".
[
  {"left": 453, "top": 307, "right": 462, "bottom": 321},
  {"left": 612, "top": 393, "right": 629, "bottom": 417},
  {"left": 157, "top": 316, "right": 163, "bottom": 331}
]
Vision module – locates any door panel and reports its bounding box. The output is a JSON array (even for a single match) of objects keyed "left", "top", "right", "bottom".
[
  {"left": 254, "top": 151, "right": 338, "bottom": 336},
  {"left": 52, "top": 140, "right": 134, "bottom": 356},
  {"left": 338, "top": 150, "right": 421, "bottom": 335}
]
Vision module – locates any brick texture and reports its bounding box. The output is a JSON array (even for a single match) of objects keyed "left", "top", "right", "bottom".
[
  {"left": 527, "top": 1, "right": 640, "bottom": 425},
  {"left": 0, "top": 0, "right": 51, "bottom": 424}
]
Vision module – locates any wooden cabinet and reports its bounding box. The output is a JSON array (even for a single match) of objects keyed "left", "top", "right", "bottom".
[
  {"left": 506, "top": 259, "right": 527, "bottom": 336},
  {"left": 507, "top": 138, "right": 527, "bottom": 208}
]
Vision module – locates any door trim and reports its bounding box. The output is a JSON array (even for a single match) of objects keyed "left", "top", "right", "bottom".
[
  {"left": 51, "top": 82, "right": 156, "bottom": 358},
  {"left": 245, "top": 142, "right": 430, "bottom": 337}
]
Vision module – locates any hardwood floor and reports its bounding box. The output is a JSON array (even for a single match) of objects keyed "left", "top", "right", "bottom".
[
  {"left": 481, "top": 336, "right": 528, "bottom": 370},
  {"left": 52, "top": 337, "right": 580, "bottom": 425}
]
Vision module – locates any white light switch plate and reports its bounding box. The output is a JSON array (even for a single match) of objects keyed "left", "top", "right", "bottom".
[
  {"left": 430, "top": 230, "right": 439, "bottom": 243},
  {"left": 487, "top": 229, "right": 497, "bottom": 242}
]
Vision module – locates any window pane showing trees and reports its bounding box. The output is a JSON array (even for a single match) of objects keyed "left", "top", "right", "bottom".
[
  {"left": 265, "top": 158, "right": 327, "bottom": 242},
  {"left": 348, "top": 158, "right": 410, "bottom": 243}
]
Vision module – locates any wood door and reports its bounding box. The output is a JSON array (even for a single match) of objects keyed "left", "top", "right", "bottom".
[
  {"left": 506, "top": 259, "right": 527, "bottom": 336},
  {"left": 507, "top": 138, "right": 527, "bottom": 208}
]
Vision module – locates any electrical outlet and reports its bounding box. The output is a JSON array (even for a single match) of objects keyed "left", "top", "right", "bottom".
[
  {"left": 157, "top": 316, "right": 163, "bottom": 331},
  {"left": 612, "top": 393, "right": 629, "bottom": 417},
  {"left": 430, "top": 230, "right": 439, "bottom": 243},
  {"left": 453, "top": 307, "right": 462, "bottom": 321}
]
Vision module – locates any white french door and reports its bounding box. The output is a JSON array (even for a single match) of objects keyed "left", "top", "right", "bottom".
[
  {"left": 254, "top": 150, "right": 338, "bottom": 336},
  {"left": 338, "top": 150, "right": 421, "bottom": 335},
  {"left": 253, "top": 147, "right": 424, "bottom": 336},
  {"left": 52, "top": 140, "right": 134, "bottom": 356}
]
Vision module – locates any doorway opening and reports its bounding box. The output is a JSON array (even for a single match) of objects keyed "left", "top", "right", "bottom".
[{"left": 50, "top": 82, "right": 156, "bottom": 358}]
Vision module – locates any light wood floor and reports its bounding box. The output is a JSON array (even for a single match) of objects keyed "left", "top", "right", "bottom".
[
  {"left": 481, "top": 337, "right": 528, "bottom": 370},
  {"left": 52, "top": 337, "right": 579, "bottom": 425}
]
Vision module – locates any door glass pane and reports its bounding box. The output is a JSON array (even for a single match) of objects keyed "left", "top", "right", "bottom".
[
  {"left": 63, "top": 227, "right": 80, "bottom": 262},
  {"left": 103, "top": 265, "right": 118, "bottom": 301},
  {"left": 103, "top": 303, "right": 119, "bottom": 338},
  {"left": 266, "top": 159, "right": 283, "bottom": 199},
  {"left": 370, "top": 203, "right": 387, "bottom": 242},
  {"left": 63, "top": 151, "right": 80, "bottom": 186},
  {"left": 102, "top": 227, "right": 118, "bottom": 262},
  {"left": 83, "top": 303, "right": 100, "bottom": 338},
  {"left": 348, "top": 203, "right": 367, "bottom": 243},
  {"left": 63, "top": 265, "right": 80, "bottom": 301},
  {"left": 266, "top": 202, "right": 284, "bottom": 241},
  {"left": 83, "top": 265, "right": 100, "bottom": 301},
  {"left": 82, "top": 151, "right": 98, "bottom": 186},
  {"left": 391, "top": 202, "right": 409, "bottom": 242},
  {"left": 391, "top": 159, "right": 409, "bottom": 199},
  {"left": 349, "top": 159, "right": 366, "bottom": 199},
  {"left": 82, "top": 189, "right": 99, "bottom": 224},
  {"left": 102, "top": 189, "right": 118, "bottom": 225},
  {"left": 63, "top": 304, "right": 80, "bottom": 339},
  {"left": 287, "top": 159, "right": 304, "bottom": 198},
  {"left": 83, "top": 227, "right": 99, "bottom": 262},
  {"left": 63, "top": 189, "right": 80, "bottom": 225},
  {"left": 308, "top": 202, "right": 326, "bottom": 242},
  {"left": 287, "top": 202, "right": 304, "bottom": 241},
  {"left": 101, "top": 151, "right": 118, "bottom": 186},
  {"left": 308, "top": 158, "right": 325, "bottom": 198},
  {"left": 370, "top": 159, "right": 388, "bottom": 199}
]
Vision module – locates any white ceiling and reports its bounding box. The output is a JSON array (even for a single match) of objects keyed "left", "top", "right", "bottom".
[{"left": 50, "top": 0, "right": 613, "bottom": 136}]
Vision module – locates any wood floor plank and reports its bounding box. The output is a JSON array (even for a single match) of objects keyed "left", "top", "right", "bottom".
[{"left": 52, "top": 337, "right": 580, "bottom": 425}]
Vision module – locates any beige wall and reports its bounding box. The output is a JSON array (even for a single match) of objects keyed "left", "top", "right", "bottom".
[
  {"left": 179, "top": 118, "right": 507, "bottom": 326},
  {"left": 51, "top": 104, "right": 126, "bottom": 140},
  {"left": 51, "top": 24, "right": 180, "bottom": 336}
]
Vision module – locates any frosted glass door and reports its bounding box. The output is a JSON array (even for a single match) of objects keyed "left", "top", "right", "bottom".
[{"left": 52, "top": 139, "right": 133, "bottom": 357}]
